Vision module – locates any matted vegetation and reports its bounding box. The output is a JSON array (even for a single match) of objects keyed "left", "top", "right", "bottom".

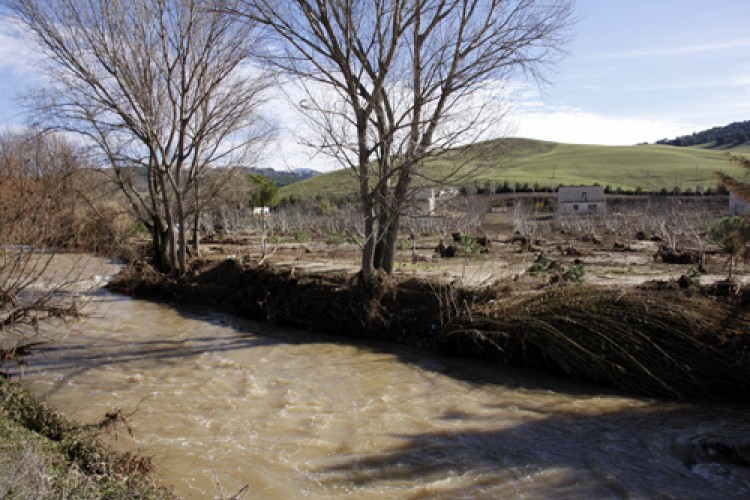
[{"left": 441, "top": 285, "right": 750, "bottom": 400}]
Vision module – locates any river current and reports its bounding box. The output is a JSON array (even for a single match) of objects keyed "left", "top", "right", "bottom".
[{"left": 10, "top": 256, "right": 750, "bottom": 498}]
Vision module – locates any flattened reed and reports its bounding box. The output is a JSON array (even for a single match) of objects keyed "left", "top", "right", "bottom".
[{"left": 442, "top": 286, "right": 750, "bottom": 400}]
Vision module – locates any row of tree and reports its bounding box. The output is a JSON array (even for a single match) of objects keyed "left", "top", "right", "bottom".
[{"left": 8, "top": 0, "right": 576, "bottom": 284}]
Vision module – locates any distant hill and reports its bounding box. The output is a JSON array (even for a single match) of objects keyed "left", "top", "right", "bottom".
[
  {"left": 108, "top": 165, "right": 319, "bottom": 190},
  {"left": 280, "top": 138, "right": 748, "bottom": 199},
  {"left": 240, "top": 167, "right": 319, "bottom": 187},
  {"left": 657, "top": 120, "right": 750, "bottom": 148}
]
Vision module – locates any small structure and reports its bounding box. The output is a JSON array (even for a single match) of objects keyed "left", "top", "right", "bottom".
[
  {"left": 414, "top": 186, "right": 458, "bottom": 215},
  {"left": 557, "top": 186, "right": 606, "bottom": 215},
  {"left": 729, "top": 193, "right": 748, "bottom": 216},
  {"left": 414, "top": 188, "right": 436, "bottom": 214}
]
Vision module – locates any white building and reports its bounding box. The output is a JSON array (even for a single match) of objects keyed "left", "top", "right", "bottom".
[
  {"left": 414, "top": 187, "right": 458, "bottom": 215},
  {"left": 730, "top": 193, "right": 749, "bottom": 216},
  {"left": 557, "top": 186, "right": 606, "bottom": 215}
]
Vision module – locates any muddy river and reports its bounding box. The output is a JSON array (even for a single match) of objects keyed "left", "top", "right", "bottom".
[{"left": 11, "top": 257, "right": 750, "bottom": 498}]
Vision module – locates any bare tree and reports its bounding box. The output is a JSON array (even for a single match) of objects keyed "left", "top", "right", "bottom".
[
  {"left": 238, "top": 0, "right": 574, "bottom": 283},
  {"left": 8, "top": 0, "right": 273, "bottom": 275},
  {"left": 717, "top": 155, "right": 750, "bottom": 275}
]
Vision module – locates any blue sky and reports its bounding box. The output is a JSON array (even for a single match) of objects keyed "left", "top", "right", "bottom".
[
  {"left": 520, "top": 0, "right": 750, "bottom": 145},
  {"left": 1, "top": 1, "right": 750, "bottom": 170}
]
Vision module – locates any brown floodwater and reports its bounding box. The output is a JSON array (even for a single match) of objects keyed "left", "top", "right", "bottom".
[{"left": 9, "top": 256, "right": 750, "bottom": 498}]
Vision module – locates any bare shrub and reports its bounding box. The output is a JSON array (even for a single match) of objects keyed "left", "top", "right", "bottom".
[{"left": 0, "top": 131, "right": 91, "bottom": 374}]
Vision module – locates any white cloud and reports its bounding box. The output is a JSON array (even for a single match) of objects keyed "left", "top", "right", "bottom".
[
  {"left": 0, "top": 16, "right": 48, "bottom": 124},
  {"left": 0, "top": 16, "right": 41, "bottom": 78},
  {"left": 729, "top": 74, "right": 750, "bottom": 86},
  {"left": 264, "top": 134, "right": 338, "bottom": 172},
  {"left": 512, "top": 107, "right": 698, "bottom": 145},
  {"left": 585, "top": 37, "right": 750, "bottom": 61}
]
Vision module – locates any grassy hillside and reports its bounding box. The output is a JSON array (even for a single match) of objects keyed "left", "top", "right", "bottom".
[{"left": 280, "top": 138, "right": 749, "bottom": 199}]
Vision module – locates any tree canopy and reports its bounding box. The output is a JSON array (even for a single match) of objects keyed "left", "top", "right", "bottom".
[
  {"left": 9, "top": 0, "right": 272, "bottom": 274},
  {"left": 247, "top": 173, "right": 279, "bottom": 209}
]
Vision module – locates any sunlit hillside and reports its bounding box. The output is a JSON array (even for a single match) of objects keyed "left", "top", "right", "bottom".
[{"left": 280, "top": 138, "right": 749, "bottom": 199}]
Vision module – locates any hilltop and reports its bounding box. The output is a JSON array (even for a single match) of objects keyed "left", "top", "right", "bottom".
[
  {"left": 657, "top": 120, "right": 750, "bottom": 148},
  {"left": 279, "top": 138, "right": 747, "bottom": 199},
  {"left": 241, "top": 167, "right": 319, "bottom": 187}
]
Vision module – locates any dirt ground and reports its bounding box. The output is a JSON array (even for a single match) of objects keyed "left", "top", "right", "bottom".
[{"left": 196, "top": 211, "right": 749, "bottom": 291}]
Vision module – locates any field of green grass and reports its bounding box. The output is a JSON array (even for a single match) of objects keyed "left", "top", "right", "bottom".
[{"left": 280, "top": 138, "right": 750, "bottom": 199}]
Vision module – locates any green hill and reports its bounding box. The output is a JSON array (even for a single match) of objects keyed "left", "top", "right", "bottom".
[{"left": 280, "top": 138, "right": 749, "bottom": 199}]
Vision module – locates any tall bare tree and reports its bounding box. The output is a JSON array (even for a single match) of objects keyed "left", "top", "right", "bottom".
[
  {"left": 239, "top": 0, "right": 574, "bottom": 283},
  {"left": 8, "top": 0, "right": 273, "bottom": 274}
]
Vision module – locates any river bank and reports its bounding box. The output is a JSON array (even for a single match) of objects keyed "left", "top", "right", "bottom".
[
  {"left": 6, "top": 254, "right": 749, "bottom": 497},
  {"left": 109, "top": 258, "right": 750, "bottom": 402},
  {"left": 0, "top": 377, "right": 169, "bottom": 498}
]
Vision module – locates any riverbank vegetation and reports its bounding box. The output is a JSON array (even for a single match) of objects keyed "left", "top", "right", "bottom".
[
  {"left": 0, "top": 130, "right": 132, "bottom": 374},
  {"left": 0, "top": 130, "right": 170, "bottom": 496},
  {"left": 0, "top": 378, "right": 169, "bottom": 498}
]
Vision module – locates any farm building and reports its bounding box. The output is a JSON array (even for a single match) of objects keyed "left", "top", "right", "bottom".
[
  {"left": 414, "top": 187, "right": 458, "bottom": 215},
  {"left": 557, "top": 186, "right": 606, "bottom": 215},
  {"left": 730, "top": 193, "right": 749, "bottom": 216}
]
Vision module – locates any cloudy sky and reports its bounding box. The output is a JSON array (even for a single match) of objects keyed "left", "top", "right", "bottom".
[
  {"left": 519, "top": 0, "right": 750, "bottom": 146},
  {"left": 1, "top": 0, "right": 749, "bottom": 171}
]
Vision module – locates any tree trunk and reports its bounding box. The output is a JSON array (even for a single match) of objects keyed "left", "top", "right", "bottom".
[
  {"left": 157, "top": 170, "right": 178, "bottom": 274},
  {"left": 378, "top": 165, "right": 413, "bottom": 274},
  {"left": 174, "top": 190, "right": 187, "bottom": 275},
  {"left": 372, "top": 208, "right": 390, "bottom": 270},
  {"left": 361, "top": 218, "right": 377, "bottom": 285},
  {"left": 261, "top": 205, "right": 267, "bottom": 257},
  {"left": 360, "top": 195, "right": 377, "bottom": 285},
  {"left": 376, "top": 208, "right": 407, "bottom": 275},
  {"left": 150, "top": 219, "right": 166, "bottom": 271},
  {"left": 191, "top": 182, "right": 201, "bottom": 257},
  {"left": 191, "top": 216, "right": 201, "bottom": 257}
]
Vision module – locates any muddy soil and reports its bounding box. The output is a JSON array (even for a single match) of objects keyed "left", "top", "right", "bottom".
[{"left": 197, "top": 211, "right": 749, "bottom": 291}]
